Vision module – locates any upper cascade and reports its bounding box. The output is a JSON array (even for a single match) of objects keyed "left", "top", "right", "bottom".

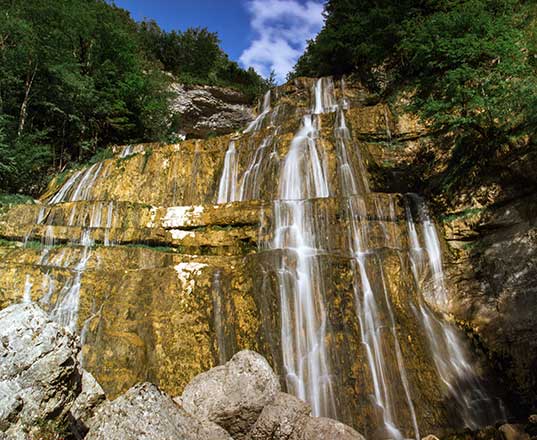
[{"left": 0, "top": 76, "right": 507, "bottom": 439}]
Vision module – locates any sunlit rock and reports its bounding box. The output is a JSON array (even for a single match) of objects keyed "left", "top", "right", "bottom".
[
  {"left": 86, "top": 383, "right": 231, "bottom": 440},
  {"left": 180, "top": 350, "right": 281, "bottom": 439},
  {"left": 0, "top": 303, "right": 81, "bottom": 439}
]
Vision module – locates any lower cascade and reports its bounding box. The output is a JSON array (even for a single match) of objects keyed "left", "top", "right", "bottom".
[{"left": 0, "top": 76, "right": 511, "bottom": 438}]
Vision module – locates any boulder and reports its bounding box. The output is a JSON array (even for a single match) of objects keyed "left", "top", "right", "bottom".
[
  {"left": 85, "top": 382, "right": 231, "bottom": 440},
  {"left": 499, "top": 424, "right": 530, "bottom": 440},
  {"left": 180, "top": 350, "right": 281, "bottom": 438},
  {"left": 0, "top": 303, "right": 81, "bottom": 439},
  {"left": 70, "top": 369, "right": 106, "bottom": 435},
  {"left": 296, "top": 417, "right": 366, "bottom": 440},
  {"left": 248, "top": 392, "right": 311, "bottom": 439}
]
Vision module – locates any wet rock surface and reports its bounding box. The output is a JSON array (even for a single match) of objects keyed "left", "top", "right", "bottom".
[
  {"left": 0, "top": 303, "right": 81, "bottom": 439},
  {"left": 442, "top": 193, "right": 537, "bottom": 411},
  {"left": 180, "top": 350, "right": 281, "bottom": 439},
  {"left": 297, "top": 417, "right": 366, "bottom": 440},
  {"left": 498, "top": 424, "right": 531, "bottom": 440},
  {"left": 86, "top": 382, "right": 231, "bottom": 440}
]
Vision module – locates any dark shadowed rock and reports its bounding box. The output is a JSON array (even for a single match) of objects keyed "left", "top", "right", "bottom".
[
  {"left": 0, "top": 303, "right": 81, "bottom": 439},
  {"left": 180, "top": 350, "right": 281, "bottom": 439},
  {"left": 248, "top": 392, "right": 311, "bottom": 439},
  {"left": 86, "top": 382, "right": 231, "bottom": 440}
]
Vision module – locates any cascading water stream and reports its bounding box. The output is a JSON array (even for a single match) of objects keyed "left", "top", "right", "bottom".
[
  {"left": 272, "top": 107, "right": 335, "bottom": 417},
  {"left": 336, "top": 109, "right": 419, "bottom": 439},
  {"left": 26, "top": 162, "right": 107, "bottom": 335},
  {"left": 244, "top": 90, "right": 271, "bottom": 134},
  {"left": 217, "top": 141, "right": 239, "bottom": 203},
  {"left": 405, "top": 195, "right": 506, "bottom": 429},
  {"left": 211, "top": 76, "right": 506, "bottom": 434}
]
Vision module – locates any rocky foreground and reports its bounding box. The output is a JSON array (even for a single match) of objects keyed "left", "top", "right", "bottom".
[
  {"left": 0, "top": 303, "right": 365, "bottom": 440},
  {"left": 1, "top": 303, "right": 536, "bottom": 440}
]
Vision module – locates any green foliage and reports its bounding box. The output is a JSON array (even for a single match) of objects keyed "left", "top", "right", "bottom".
[
  {"left": 0, "top": 0, "right": 174, "bottom": 195},
  {"left": 0, "top": 1, "right": 269, "bottom": 195},
  {"left": 292, "top": 0, "right": 428, "bottom": 83},
  {"left": 137, "top": 21, "right": 270, "bottom": 100},
  {"left": 440, "top": 207, "right": 484, "bottom": 222},
  {"left": 401, "top": 0, "right": 537, "bottom": 139},
  {"left": 292, "top": 0, "right": 537, "bottom": 190}
]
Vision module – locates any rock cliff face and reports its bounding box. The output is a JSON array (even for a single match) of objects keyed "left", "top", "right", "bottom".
[
  {"left": 170, "top": 83, "right": 254, "bottom": 139},
  {"left": 0, "top": 76, "right": 532, "bottom": 437}
]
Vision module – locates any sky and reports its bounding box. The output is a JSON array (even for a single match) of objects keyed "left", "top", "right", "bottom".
[{"left": 112, "top": 0, "right": 325, "bottom": 82}]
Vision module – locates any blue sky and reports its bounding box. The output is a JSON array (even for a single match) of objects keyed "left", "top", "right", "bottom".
[{"left": 112, "top": 0, "right": 325, "bottom": 82}]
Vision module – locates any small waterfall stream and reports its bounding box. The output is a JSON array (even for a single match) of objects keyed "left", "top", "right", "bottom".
[
  {"left": 405, "top": 195, "right": 506, "bottom": 429},
  {"left": 22, "top": 162, "right": 108, "bottom": 336},
  {"left": 217, "top": 141, "right": 239, "bottom": 203}
]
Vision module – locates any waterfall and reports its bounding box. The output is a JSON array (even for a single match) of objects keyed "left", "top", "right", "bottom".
[
  {"left": 217, "top": 141, "right": 239, "bottom": 203},
  {"left": 244, "top": 90, "right": 271, "bottom": 133},
  {"left": 23, "top": 275, "right": 33, "bottom": 303},
  {"left": 312, "top": 77, "right": 337, "bottom": 115},
  {"left": 48, "top": 161, "right": 103, "bottom": 204},
  {"left": 267, "top": 78, "right": 337, "bottom": 418},
  {"left": 50, "top": 228, "right": 93, "bottom": 333},
  {"left": 279, "top": 116, "right": 329, "bottom": 199},
  {"left": 8, "top": 75, "right": 508, "bottom": 435},
  {"left": 405, "top": 195, "right": 506, "bottom": 429},
  {"left": 336, "top": 103, "right": 418, "bottom": 439},
  {"left": 238, "top": 135, "right": 276, "bottom": 201},
  {"left": 104, "top": 201, "right": 114, "bottom": 246}
]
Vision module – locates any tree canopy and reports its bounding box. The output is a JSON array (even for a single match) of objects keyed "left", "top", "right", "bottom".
[
  {"left": 292, "top": 0, "right": 537, "bottom": 190},
  {"left": 0, "top": 0, "right": 268, "bottom": 195}
]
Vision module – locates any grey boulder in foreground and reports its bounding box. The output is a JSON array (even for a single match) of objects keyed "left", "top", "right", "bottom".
[
  {"left": 85, "top": 383, "right": 231, "bottom": 440},
  {"left": 0, "top": 303, "right": 81, "bottom": 440},
  {"left": 180, "top": 350, "right": 281, "bottom": 439}
]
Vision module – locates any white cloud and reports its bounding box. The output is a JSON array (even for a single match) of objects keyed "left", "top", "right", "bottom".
[{"left": 239, "top": 0, "right": 324, "bottom": 83}]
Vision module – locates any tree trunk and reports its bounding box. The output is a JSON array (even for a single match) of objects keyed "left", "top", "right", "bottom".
[{"left": 17, "top": 61, "right": 37, "bottom": 137}]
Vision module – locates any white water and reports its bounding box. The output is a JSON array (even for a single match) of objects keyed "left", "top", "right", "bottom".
[
  {"left": 23, "top": 275, "right": 32, "bottom": 303},
  {"left": 405, "top": 195, "right": 506, "bottom": 429},
  {"left": 217, "top": 141, "right": 239, "bottom": 203},
  {"left": 244, "top": 90, "right": 271, "bottom": 133},
  {"left": 336, "top": 105, "right": 418, "bottom": 439},
  {"left": 279, "top": 115, "right": 329, "bottom": 199},
  {"left": 313, "top": 77, "right": 338, "bottom": 115},
  {"left": 267, "top": 79, "right": 338, "bottom": 418},
  {"left": 51, "top": 229, "right": 93, "bottom": 333},
  {"left": 238, "top": 135, "right": 277, "bottom": 201},
  {"left": 48, "top": 162, "right": 103, "bottom": 204}
]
